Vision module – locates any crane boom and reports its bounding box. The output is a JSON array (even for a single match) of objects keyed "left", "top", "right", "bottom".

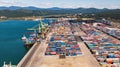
[{"left": 27, "top": 17, "right": 47, "bottom": 39}]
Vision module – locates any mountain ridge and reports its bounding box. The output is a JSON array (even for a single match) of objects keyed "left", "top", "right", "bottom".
[
  {"left": 0, "top": 6, "right": 115, "bottom": 10},
  {"left": 0, "top": 6, "right": 120, "bottom": 19}
]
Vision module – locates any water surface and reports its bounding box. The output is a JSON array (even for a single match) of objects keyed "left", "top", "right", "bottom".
[{"left": 0, "top": 20, "right": 39, "bottom": 66}]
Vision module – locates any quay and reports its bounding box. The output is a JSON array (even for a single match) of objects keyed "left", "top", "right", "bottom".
[
  {"left": 17, "top": 20, "right": 101, "bottom": 67},
  {"left": 17, "top": 20, "right": 120, "bottom": 67}
]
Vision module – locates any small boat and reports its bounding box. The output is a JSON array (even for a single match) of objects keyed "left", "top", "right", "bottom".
[{"left": 2, "top": 61, "right": 17, "bottom": 67}]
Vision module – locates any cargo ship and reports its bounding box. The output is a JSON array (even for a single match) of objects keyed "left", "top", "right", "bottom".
[
  {"left": 21, "top": 33, "right": 37, "bottom": 46},
  {"left": 22, "top": 18, "right": 50, "bottom": 47}
]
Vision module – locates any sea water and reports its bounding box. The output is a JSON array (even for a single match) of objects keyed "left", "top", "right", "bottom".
[{"left": 0, "top": 20, "right": 40, "bottom": 66}]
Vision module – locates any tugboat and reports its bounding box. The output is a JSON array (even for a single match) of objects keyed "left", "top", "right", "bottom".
[{"left": 21, "top": 17, "right": 49, "bottom": 47}]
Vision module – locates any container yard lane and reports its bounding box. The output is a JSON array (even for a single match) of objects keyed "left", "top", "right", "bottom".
[
  {"left": 79, "top": 23, "right": 120, "bottom": 67},
  {"left": 73, "top": 24, "right": 101, "bottom": 67}
]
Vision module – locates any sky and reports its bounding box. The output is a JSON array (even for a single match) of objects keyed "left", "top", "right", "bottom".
[{"left": 0, "top": 0, "right": 120, "bottom": 9}]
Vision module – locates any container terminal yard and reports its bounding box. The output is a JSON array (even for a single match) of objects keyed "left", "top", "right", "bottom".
[{"left": 4, "top": 18, "right": 120, "bottom": 67}]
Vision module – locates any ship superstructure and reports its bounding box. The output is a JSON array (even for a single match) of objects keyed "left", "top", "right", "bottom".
[{"left": 21, "top": 17, "right": 50, "bottom": 47}]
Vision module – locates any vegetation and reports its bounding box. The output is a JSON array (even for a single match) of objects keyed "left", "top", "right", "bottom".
[
  {"left": 94, "top": 9, "right": 120, "bottom": 20},
  {"left": 0, "top": 8, "right": 120, "bottom": 21}
]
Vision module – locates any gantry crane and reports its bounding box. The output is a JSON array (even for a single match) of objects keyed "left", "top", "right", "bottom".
[{"left": 27, "top": 17, "right": 48, "bottom": 39}]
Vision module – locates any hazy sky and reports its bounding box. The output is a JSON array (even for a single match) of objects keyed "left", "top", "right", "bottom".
[{"left": 0, "top": 0, "right": 120, "bottom": 9}]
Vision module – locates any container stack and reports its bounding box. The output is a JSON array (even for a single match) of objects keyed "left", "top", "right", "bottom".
[
  {"left": 95, "top": 23, "right": 120, "bottom": 40},
  {"left": 80, "top": 23, "right": 120, "bottom": 67},
  {"left": 45, "top": 21, "right": 82, "bottom": 57}
]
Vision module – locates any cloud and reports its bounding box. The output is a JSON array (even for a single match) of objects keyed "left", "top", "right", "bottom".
[
  {"left": 0, "top": 1, "right": 13, "bottom": 6},
  {"left": 0, "top": 1, "right": 26, "bottom": 6},
  {"left": 0, "top": 0, "right": 119, "bottom": 9},
  {"left": 89, "top": 4, "right": 120, "bottom": 9},
  {"left": 35, "top": 2, "right": 53, "bottom": 8},
  {"left": 0, "top": 1, "right": 53, "bottom": 8}
]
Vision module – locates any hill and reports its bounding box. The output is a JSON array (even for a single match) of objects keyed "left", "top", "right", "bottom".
[{"left": 0, "top": 6, "right": 120, "bottom": 20}]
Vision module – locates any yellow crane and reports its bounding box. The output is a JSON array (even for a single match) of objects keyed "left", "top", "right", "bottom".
[
  {"left": 39, "top": 17, "right": 46, "bottom": 39},
  {"left": 27, "top": 17, "right": 47, "bottom": 39}
]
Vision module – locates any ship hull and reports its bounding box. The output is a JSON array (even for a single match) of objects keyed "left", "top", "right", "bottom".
[{"left": 24, "top": 42, "right": 35, "bottom": 48}]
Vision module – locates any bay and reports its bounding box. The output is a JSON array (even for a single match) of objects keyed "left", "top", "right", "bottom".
[{"left": 0, "top": 20, "right": 40, "bottom": 66}]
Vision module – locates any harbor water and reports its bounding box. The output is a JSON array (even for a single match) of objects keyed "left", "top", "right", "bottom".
[{"left": 0, "top": 20, "right": 40, "bottom": 66}]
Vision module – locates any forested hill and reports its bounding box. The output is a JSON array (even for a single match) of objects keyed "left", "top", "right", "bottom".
[
  {"left": 0, "top": 6, "right": 120, "bottom": 19},
  {"left": 94, "top": 9, "right": 120, "bottom": 19}
]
